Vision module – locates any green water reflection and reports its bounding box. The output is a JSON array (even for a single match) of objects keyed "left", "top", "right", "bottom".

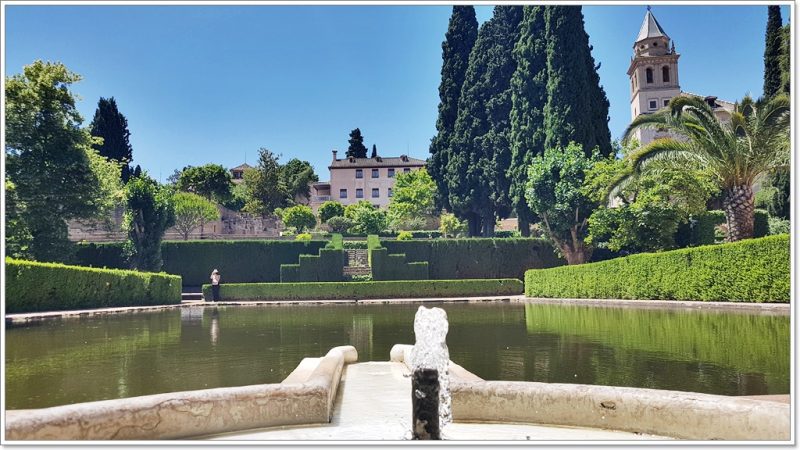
[{"left": 5, "top": 302, "right": 789, "bottom": 409}]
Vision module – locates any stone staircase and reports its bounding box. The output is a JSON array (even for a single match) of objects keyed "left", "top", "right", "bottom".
[{"left": 343, "top": 249, "right": 371, "bottom": 277}]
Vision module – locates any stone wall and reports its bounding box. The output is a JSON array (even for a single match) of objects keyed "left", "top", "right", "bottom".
[{"left": 68, "top": 206, "right": 283, "bottom": 242}]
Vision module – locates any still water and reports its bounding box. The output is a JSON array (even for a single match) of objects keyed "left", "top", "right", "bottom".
[{"left": 6, "top": 302, "right": 789, "bottom": 409}]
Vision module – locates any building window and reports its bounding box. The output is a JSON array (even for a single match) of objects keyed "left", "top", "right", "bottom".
[
  {"left": 649, "top": 100, "right": 657, "bottom": 110},
  {"left": 645, "top": 68, "right": 653, "bottom": 84},
  {"left": 663, "top": 98, "right": 670, "bottom": 107},
  {"left": 340, "top": 189, "right": 347, "bottom": 199},
  {"left": 388, "top": 188, "right": 393, "bottom": 197},
  {"left": 662, "top": 66, "right": 670, "bottom": 83},
  {"left": 388, "top": 168, "right": 395, "bottom": 178},
  {"left": 356, "top": 169, "right": 364, "bottom": 179},
  {"left": 403, "top": 168, "right": 411, "bottom": 173},
  {"left": 372, "top": 168, "right": 379, "bottom": 178},
  {"left": 356, "top": 188, "right": 363, "bottom": 198},
  {"left": 372, "top": 188, "right": 379, "bottom": 198}
]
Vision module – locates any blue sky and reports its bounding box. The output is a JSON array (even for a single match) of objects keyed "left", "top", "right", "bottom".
[{"left": 4, "top": 4, "right": 791, "bottom": 181}]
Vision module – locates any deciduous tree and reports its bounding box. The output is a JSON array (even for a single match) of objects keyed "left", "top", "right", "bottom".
[
  {"left": 124, "top": 174, "right": 175, "bottom": 270},
  {"left": 280, "top": 205, "right": 317, "bottom": 232},
  {"left": 388, "top": 168, "right": 437, "bottom": 230},
  {"left": 172, "top": 192, "right": 220, "bottom": 240},
  {"left": 318, "top": 200, "right": 345, "bottom": 223},
  {"left": 176, "top": 164, "right": 233, "bottom": 204}
]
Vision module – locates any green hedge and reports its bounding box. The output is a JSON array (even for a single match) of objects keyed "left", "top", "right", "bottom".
[
  {"left": 754, "top": 209, "right": 769, "bottom": 238},
  {"left": 370, "top": 248, "right": 429, "bottom": 281},
  {"left": 201, "top": 278, "right": 523, "bottom": 301},
  {"left": 381, "top": 238, "right": 563, "bottom": 280},
  {"left": 280, "top": 248, "right": 345, "bottom": 282},
  {"left": 74, "top": 240, "right": 328, "bottom": 285},
  {"left": 5, "top": 258, "right": 182, "bottom": 313},
  {"left": 73, "top": 242, "right": 127, "bottom": 268},
  {"left": 675, "top": 210, "right": 726, "bottom": 247},
  {"left": 525, "top": 235, "right": 789, "bottom": 302},
  {"left": 326, "top": 233, "right": 344, "bottom": 250}
]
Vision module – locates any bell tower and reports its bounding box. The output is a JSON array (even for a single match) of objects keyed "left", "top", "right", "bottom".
[{"left": 627, "top": 7, "right": 681, "bottom": 145}]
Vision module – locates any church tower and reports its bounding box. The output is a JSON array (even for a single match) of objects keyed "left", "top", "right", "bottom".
[{"left": 628, "top": 7, "right": 681, "bottom": 145}]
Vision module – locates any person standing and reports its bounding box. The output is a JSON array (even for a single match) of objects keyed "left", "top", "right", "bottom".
[{"left": 210, "top": 269, "right": 221, "bottom": 302}]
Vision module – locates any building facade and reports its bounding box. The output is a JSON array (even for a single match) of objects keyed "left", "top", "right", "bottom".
[
  {"left": 628, "top": 8, "right": 734, "bottom": 146},
  {"left": 308, "top": 150, "right": 425, "bottom": 210}
]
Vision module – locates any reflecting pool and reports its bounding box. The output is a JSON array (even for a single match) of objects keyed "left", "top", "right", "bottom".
[{"left": 5, "top": 302, "right": 789, "bottom": 409}]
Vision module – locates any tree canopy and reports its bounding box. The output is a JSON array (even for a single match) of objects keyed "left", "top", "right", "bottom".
[
  {"left": 388, "top": 168, "right": 437, "bottom": 230},
  {"left": 124, "top": 174, "right": 175, "bottom": 271},
  {"left": 89, "top": 97, "right": 134, "bottom": 182},
  {"left": 281, "top": 158, "right": 319, "bottom": 201},
  {"left": 176, "top": 164, "right": 233, "bottom": 204},
  {"left": 280, "top": 205, "right": 317, "bottom": 232},
  {"left": 172, "top": 192, "right": 220, "bottom": 240},
  {"left": 763, "top": 6, "right": 784, "bottom": 99},
  {"left": 242, "top": 148, "right": 291, "bottom": 215},
  {"left": 346, "top": 128, "right": 368, "bottom": 158}
]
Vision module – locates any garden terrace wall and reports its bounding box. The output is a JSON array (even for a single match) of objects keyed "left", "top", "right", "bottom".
[
  {"left": 381, "top": 238, "right": 563, "bottom": 280},
  {"left": 74, "top": 240, "right": 328, "bottom": 285},
  {"left": 525, "top": 235, "right": 789, "bottom": 302},
  {"left": 5, "top": 258, "right": 181, "bottom": 313},
  {"left": 201, "top": 279, "right": 523, "bottom": 301}
]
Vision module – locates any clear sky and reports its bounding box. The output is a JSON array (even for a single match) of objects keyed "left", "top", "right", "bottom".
[{"left": 4, "top": 4, "right": 791, "bottom": 181}]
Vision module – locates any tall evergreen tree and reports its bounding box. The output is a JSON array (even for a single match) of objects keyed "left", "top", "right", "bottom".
[
  {"left": 780, "top": 23, "right": 791, "bottom": 95},
  {"left": 346, "top": 128, "right": 368, "bottom": 158},
  {"left": 509, "top": 6, "right": 548, "bottom": 236},
  {"left": 448, "top": 5, "right": 523, "bottom": 236},
  {"left": 542, "top": 6, "right": 612, "bottom": 157},
  {"left": 428, "top": 6, "right": 478, "bottom": 211},
  {"left": 763, "top": 6, "right": 783, "bottom": 99},
  {"left": 90, "top": 97, "right": 134, "bottom": 182},
  {"left": 371, "top": 144, "right": 378, "bottom": 158}
]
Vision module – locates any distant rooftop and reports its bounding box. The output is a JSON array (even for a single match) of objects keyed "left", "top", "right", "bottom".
[
  {"left": 636, "top": 8, "right": 670, "bottom": 42},
  {"left": 329, "top": 150, "right": 425, "bottom": 169},
  {"left": 231, "top": 163, "right": 253, "bottom": 171}
]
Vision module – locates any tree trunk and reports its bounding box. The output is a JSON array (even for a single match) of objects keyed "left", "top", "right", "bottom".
[
  {"left": 481, "top": 215, "right": 495, "bottom": 237},
  {"left": 723, "top": 185, "right": 755, "bottom": 242},
  {"left": 518, "top": 217, "right": 530, "bottom": 237},
  {"left": 467, "top": 214, "right": 481, "bottom": 237}
]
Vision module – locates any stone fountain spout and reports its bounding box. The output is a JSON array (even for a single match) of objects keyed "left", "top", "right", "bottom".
[{"left": 409, "top": 306, "right": 451, "bottom": 440}]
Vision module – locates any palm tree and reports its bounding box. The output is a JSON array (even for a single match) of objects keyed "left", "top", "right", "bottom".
[{"left": 622, "top": 94, "right": 789, "bottom": 241}]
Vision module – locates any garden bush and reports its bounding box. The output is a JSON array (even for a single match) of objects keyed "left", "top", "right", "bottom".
[
  {"left": 768, "top": 217, "right": 790, "bottom": 235},
  {"left": 280, "top": 248, "right": 345, "bottom": 282},
  {"left": 201, "top": 278, "right": 524, "bottom": 301},
  {"left": 754, "top": 209, "right": 769, "bottom": 238},
  {"left": 382, "top": 238, "right": 563, "bottom": 280},
  {"left": 674, "top": 210, "right": 726, "bottom": 247},
  {"left": 524, "top": 235, "right": 789, "bottom": 302},
  {"left": 6, "top": 258, "right": 182, "bottom": 313}
]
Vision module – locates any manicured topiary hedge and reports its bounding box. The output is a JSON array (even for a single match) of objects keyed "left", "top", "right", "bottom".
[
  {"left": 5, "top": 258, "right": 182, "bottom": 313},
  {"left": 367, "top": 235, "right": 428, "bottom": 280},
  {"left": 382, "top": 238, "right": 563, "bottom": 280},
  {"left": 280, "top": 248, "right": 345, "bottom": 282},
  {"left": 525, "top": 235, "right": 789, "bottom": 302},
  {"left": 201, "top": 278, "right": 523, "bottom": 301},
  {"left": 74, "top": 240, "right": 328, "bottom": 285}
]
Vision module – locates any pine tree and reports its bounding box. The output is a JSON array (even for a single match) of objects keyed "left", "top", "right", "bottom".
[
  {"left": 371, "top": 144, "right": 378, "bottom": 158},
  {"left": 346, "top": 128, "right": 368, "bottom": 158},
  {"left": 448, "top": 5, "right": 523, "bottom": 236},
  {"left": 763, "top": 6, "right": 783, "bottom": 98},
  {"left": 90, "top": 97, "right": 134, "bottom": 182},
  {"left": 542, "top": 6, "right": 612, "bottom": 157},
  {"left": 509, "top": 6, "right": 548, "bottom": 236},
  {"left": 428, "top": 6, "right": 478, "bottom": 211}
]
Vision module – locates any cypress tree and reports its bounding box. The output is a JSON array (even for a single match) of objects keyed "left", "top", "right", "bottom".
[
  {"left": 542, "top": 6, "right": 612, "bottom": 157},
  {"left": 371, "top": 144, "right": 378, "bottom": 158},
  {"left": 448, "top": 5, "right": 523, "bottom": 236},
  {"left": 763, "top": 6, "right": 783, "bottom": 98},
  {"left": 509, "top": 6, "right": 548, "bottom": 236},
  {"left": 90, "top": 97, "right": 134, "bottom": 181},
  {"left": 780, "top": 23, "right": 790, "bottom": 95},
  {"left": 346, "top": 128, "right": 368, "bottom": 158},
  {"left": 428, "top": 6, "right": 478, "bottom": 211}
]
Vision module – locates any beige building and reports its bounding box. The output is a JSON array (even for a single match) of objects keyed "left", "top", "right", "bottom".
[
  {"left": 628, "top": 8, "right": 734, "bottom": 146},
  {"left": 308, "top": 151, "right": 425, "bottom": 210},
  {"left": 230, "top": 163, "right": 252, "bottom": 184}
]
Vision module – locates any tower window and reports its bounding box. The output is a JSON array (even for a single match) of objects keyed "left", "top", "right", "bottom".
[
  {"left": 662, "top": 66, "right": 670, "bottom": 83},
  {"left": 646, "top": 68, "right": 653, "bottom": 84}
]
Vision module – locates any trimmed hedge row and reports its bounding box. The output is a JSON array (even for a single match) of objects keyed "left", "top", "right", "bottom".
[
  {"left": 280, "top": 248, "right": 345, "bottom": 282},
  {"left": 5, "top": 258, "right": 182, "bottom": 313},
  {"left": 201, "top": 278, "right": 524, "bottom": 301},
  {"left": 381, "top": 238, "right": 563, "bottom": 280},
  {"left": 74, "top": 240, "right": 328, "bottom": 285},
  {"left": 675, "top": 210, "right": 770, "bottom": 248},
  {"left": 525, "top": 235, "right": 789, "bottom": 302},
  {"left": 370, "top": 248, "right": 429, "bottom": 281}
]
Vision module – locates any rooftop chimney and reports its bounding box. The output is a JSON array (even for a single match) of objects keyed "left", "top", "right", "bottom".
[{"left": 332, "top": 150, "right": 338, "bottom": 162}]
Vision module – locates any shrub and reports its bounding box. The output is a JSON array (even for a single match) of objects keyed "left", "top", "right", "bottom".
[
  {"left": 382, "top": 238, "right": 563, "bottom": 280},
  {"left": 397, "top": 231, "right": 413, "bottom": 241},
  {"left": 326, "top": 233, "right": 344, "bottom": 250},
  {"left": 769, "top": 217, "right": 790, "bottom": 235},
  {"left": 295, "top": 233, "right": 313, "bottom": 241},
  {"left": 201, "top": 278, "right": 524, "bottom": 301},
  {"left": 326, "top": 216, "right": 354, "bottom": 233},
  {"left": 280, "top": 205, "right": 317, "bottom": 233},
  {"left": 280, "top": 248, "right": 344, "bottom": 282},
  {"left": 524, "top": 235, "right": 789, "bottom": 302},
  {"left": 674, "top": 210, "right": 726, "bottom": 247},
  {"left": 345, "top": 200, "right": 388, "bottom": 235},
  {"left": 318, "top": 201, "right": 345, "bottom": 223},
  {"left": 439, "top": 212, "right": 466, "bottom": 238},
  {"left": 342, "top": 240, "right": 368, "bottom": 249},
  {"left": 5, "top": 258, "right": 181, "bottom": 313},
  {"left": 754, "top": 209, "right": 769, "bottom": 238},
  {"left": 73, "top": 242, "right": 128, "bottom": 269}
]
